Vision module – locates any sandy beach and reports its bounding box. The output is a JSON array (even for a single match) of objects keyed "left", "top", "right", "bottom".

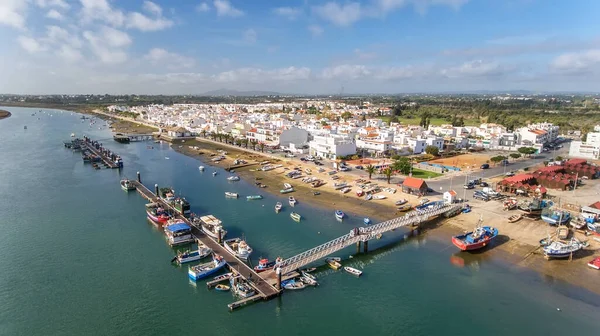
[{"left": 87, "top": 111, "right": 600, "bottom": 295}]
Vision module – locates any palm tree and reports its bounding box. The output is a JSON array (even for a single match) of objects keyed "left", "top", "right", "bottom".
[
  {"left": 201, "top": 130, "right": 207, "bottom": 138},
  {"left": 209, "top": 131, "right": 216, "bottom": 140},
  {"left": 251, "top": 140, "right": 257, "bottom": 151},
  {"left": 243, "top": 139, "right": 249, "bottom": 148},
  {"left": 258, "top": 142, "right": 265, "bottom": 152},
  {"left": 382, "top": 167, "right": 394, "bottom": 184},
  {"left": 365, "top": 164, "right": 376, "bottom": 180}
]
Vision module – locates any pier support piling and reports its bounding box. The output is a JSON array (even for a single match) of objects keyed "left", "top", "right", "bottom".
[
  {"left": 356, "top": 241, "right": 361, "bottom": 254},
  {"left": 276, "top": 267, "right": 282, "bottom": 290},
  {"left": 217, "top": 227, "right": 223, "bottom": 244},
  {"left": 363, "top": 241, "right": 368, "bottom": 253},
  {"left": 137, "top": 171, "right": 141, "bottom": 183},
  {"left": 155, "top": 184, "right": 159, "bottom": 197}
]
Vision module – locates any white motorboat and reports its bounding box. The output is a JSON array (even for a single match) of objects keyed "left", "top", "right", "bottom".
[
  {"left": 224, "top": 238, "right": 253, "bottom": 260},
  {"left": 197, "top": 215, "right": 227, "bottom": 240},
  {"left": 227, "top": 175, "right": 240, "bottom": 181},
  {"left": 395, "top": 199, "right": 408, "bottom": 206},
  {"left": 171, "top": 242, "right": 213, "bottom": 264},
  {"left": 373, "top": 195, "right": 387, "bottom": 200},
  {"left": 212, "top": 171, "right": 218, "bottom": 176},
  {"left": 300, "top": 271, "right": 318, "bottom": 286},
  {"left": 283, "top": 279, "right": 307, "bottom": 290},
  {"left": 290, "top": 212, "right": 301, "bottom": 222},
  {"left": 198, "top": 166, "right": 205, "bottom": 171},
  {"left": 283, "top": 183, "right": 292, "bottom": 189},
  {"left": 335, "top": 210, "right": 345, "bottom": 221},
  {"left": 344, "top": 266, "right": 363, "bottom": 276},
  {"left": 340, "top": 187, "right": 351, "bottom": 193},
  {"left": 288, "top": 196, "right": 297, "bottom": 207},
  {"left": 225, "top": 192, "right": 239, "bottom": 198},
  {"left": 275, "top": 202, "right": 283, "bottom": 213},
  {"left": 188, "top": 255, "right": 227, "bottom": 281}
]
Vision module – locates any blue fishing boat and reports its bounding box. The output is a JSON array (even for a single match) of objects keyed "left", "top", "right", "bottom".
[
  {"left": 541, "top": 210, "right": 570, "bottom": 226},
  {"left": 543, "top": 238, "right": 584, "bottom": 259},
  {"left": 164, "top": 220, "right": 194, "bottom": 246},
  {"left": 188, "top": 255, "right": 227, "bottom": 281},
  {"left": 586, "top": 220, "right": 600, "bottom": 235},
  {"left": 246, "top": 195, "right": 263, "bottom": 200},
  {"left": 335, "top": 210, "right": 345, "bottom": 221},
  {"left": 171, "top": 242, "right": 212, "bottom": 264},
  {"left": 364, "top": 217, "right": 371, "bottom": 225}
]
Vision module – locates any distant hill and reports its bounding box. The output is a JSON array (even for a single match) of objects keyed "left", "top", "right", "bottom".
[{"left": 202, "top": 89, "right": 285, "bottom": 96}]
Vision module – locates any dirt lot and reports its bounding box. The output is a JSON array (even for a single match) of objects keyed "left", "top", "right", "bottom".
[{"left": 429, "top": 153, "right": 498, "bottom": 169}]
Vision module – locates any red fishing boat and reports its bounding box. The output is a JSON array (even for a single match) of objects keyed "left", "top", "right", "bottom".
[
  {"left": 452, "top": 218, "right": 498, "bottom": 251},
  {"left": 253, "top": 257, "right": 282, "bottom": 273},
  {"left": 588, "top": 257, "right": 600, "bottom": 270},
  {"left": 145, "top": 203, "right": 170, "bottom": 225}
]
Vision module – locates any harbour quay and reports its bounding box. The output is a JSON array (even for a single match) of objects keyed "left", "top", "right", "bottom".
[{"left": 64, "top": 136, "right": 123, "bottom": 169}]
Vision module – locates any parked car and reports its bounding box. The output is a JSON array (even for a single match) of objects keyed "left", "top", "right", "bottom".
[
  {"left": 463, "top": 184, "right": 475, "bottom": 189},
  {"left": 505, "top": 171, "right": 515, "bottom": 177},
  {"left": 479, "top": 182, "right": 488, "bottom": 187},
  {"left": 473, "top": 193, "right": 490, "bottom": 201},
  {"left": 355, "top": 165, "right": 363, "bottom": 170},
  {"left": 480, "top": 163, "right": 490, "bottom": 169}
]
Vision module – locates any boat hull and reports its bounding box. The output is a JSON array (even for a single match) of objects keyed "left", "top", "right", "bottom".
[
  {"left": 188, "top": 260, "right": 227, "bottom": 281},
  {"left": 146, "top": 211, "right": 169, "bottom": 225},
  {"left": 452, "top": 226, "right": 498, "bottom": 251},
  {"left": 223, "top": 240, "right": 252, "bottom": 260}
]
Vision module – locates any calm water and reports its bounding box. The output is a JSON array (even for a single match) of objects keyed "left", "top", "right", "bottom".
[{"left": 1, "top": 106, "right": 599, "bottom": 336}]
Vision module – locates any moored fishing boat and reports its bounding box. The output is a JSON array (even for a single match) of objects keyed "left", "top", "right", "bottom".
[
  {"left": 172, "top": 197, "right": 191, "bottom": 217},
  {"left": 171, "top": 242, "right": 212, "bottom": 264},
  {"left": 364, "top": 217, "right": 371, "bottom": 225},
  {"left": 275, "top": 202, "right": 283, "bottom": 213},
  {"left": 230, "top": 276, "right": 256, "bottom": 298},
  {"left": 198, "top": 166, "right": 205, "bottom": 171},
  {"left": 145, "top": 203, "right": 170, "bottom": 225},
  {"left": 288, "top": 196, "right": 297, "bottom": 207},
  {"left": 541, "top": 209, "right": 571, "bottom": 226},
  {"left": 164, "top": 220, "right": 194, "bottom": 246},
  {"left": 543, "top": 238, "right": 584, "bottom": 259},
  {"left": 290, "top": 212, "right": 301, "bottom": 222},
  {"left": 335, "top": 210, "right": 345, "bottom": 221},
  {"left": 300, "top": 271, "right": 318, "bottom": 286},
  {"left": 188, "top": 255, "right": 227, "bottom": 281},
  {"left": 587, "top": 257, "right": 600, "bottom": 270},
  {"left": 253, "top": 257, "right": 282, "bottom": 273},
  {"left": 225, "top": 192, "right": 239, "bottom": 198},
  {"left": 196, "top": 215, "right": 227, "bottom": 240},
  {"left": 120, "top": 179, "right": 136, "bottom": 191},
  {"left": 246, "top": 195, "right": 263, "bottom": 200},
  {"left": 280, "top": 187, "right": 294, "bottom": 194},
  {"left": 326, "top": 257, "right": 342, "bottom": 270},
  {"left": 588, "top": 221, "right": 600, "bottom": 235},
  {"left": 224, "top": 238, "right": 253, "bottom": 260},
  {"left": 159, "top": 187, "right": 176, "bottom": 202},
  {"left": 212, "top": 272, "right": 233, "bottom": 282},
  {"left": 344, "top": 266, "right": 362, "bottom": 276},
  {"left": 227, "top": 175, "right": 240, "bottom": 181},
  {"left": 283, "top": 279, "right": 307, "bottom": 290},
  {"left": 452, "top": 220, "right": 498, "bottom": 251}
]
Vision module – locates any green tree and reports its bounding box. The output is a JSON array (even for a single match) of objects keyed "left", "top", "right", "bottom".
[
  {"left": 392, "top": 157, "right": 412, "bottom": 175},
  {"left": 382, "top": 167, "right": 394, "bottom": 184},
  {"left": 518, "top": 147, "right": 537, "bottom": 157},
  {"left": 392, "top": 104, "right": 403, "bottom": 116},
  {"left": 258, "top": 142, "right": 265, "bottom": 152},
  {"left": 509, "top": 153, "right": 521, "bottom": 161},
  {"left": 365, "top": 165, "right": 376, "bottom": 180},
  {"left": 341, "top": 111, "right": 352, "bottom": 120},
  {"left": 425, "top": 145, "right": 439, "bottom": 156},
  {"left": 490, "top": 155, "right": 507, "bottom": 165},
  {"left": 554, "top": 156, "right": 563, "bottom": 161},
  {"left": 201, "top": 130, "right": 207, "bottom": 138}
]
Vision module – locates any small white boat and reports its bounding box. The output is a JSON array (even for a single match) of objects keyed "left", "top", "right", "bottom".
[
  {"left": 283, "top": 279, "right": 307, "bottom": 290},
  {"left": 165, "top": 157, "right": 170, "bottom": 160},
  {"left": 340, "top": 187, "right": 351, "bottom": 193},
  {"left": 225, "top": 192, "right": 239, "bottom": 198},
  {"left": 300, "top": 271, "right": 318, "bottom": 286},
  {"left": 283, "top": 183, "right": 292, "bottom": 189},
  {"left": 171, "top": 242, "right": 213, "bottom": 264},
  {"left": 70, "top": 133, "right": 75, "bottom": 137},
  {"left": 289, "top": 196, "right": 297, "bottom": 207},
  {"left": 212, "top": 171, "right": 218, "bottom": 176},
  {"left": 290, "top": 212, "right": 301, "bottom": 222},
  {"left": 275, "top": 202, "right": 283, "bottom": 213},
  {"left": 335, "top": 210, "right": 345, "bottom": 221},
  {"left": 364, "top": 218, "right": 371, "bottom": 225},
  {"left": 344, "top": 266, "right": 362, "bottom": 276},
  {"left": 227, "top": 175, "right": 240, "bottom": 181},
  {"left": 212, "top": 272, "right": 233, "bottom": 282},
  {"left": 395, "top": 199, "right": 408, "bottom": 206},
  {"left": 224, "top": 238, "right": 253, "bottom": 260},
  {"left": 198, "top": 166, "right": 205, "bottom": 171},
  {"left": 372, "top": 195, "right": 387, "bottom": 200}
]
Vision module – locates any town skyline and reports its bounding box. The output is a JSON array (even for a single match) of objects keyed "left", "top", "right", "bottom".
[{"left": 0, "top": 1, "right": 598, "bottom": 94}]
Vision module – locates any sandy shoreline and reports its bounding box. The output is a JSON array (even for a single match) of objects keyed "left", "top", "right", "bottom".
[{"left": 18, "top": 104, "right": 600, "bottom": 296}]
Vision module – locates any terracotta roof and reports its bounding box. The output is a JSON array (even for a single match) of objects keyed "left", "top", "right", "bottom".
[
  {"left": 590, "top": 201, "right": 600, "bottom": 210},
  {"left": 402, "top": 177, "right": 426, "bottom": 189},
  {"left": 566, "top": 158, "right": 587, "bottom": 166},
  {"left": 446, "top": 190, "right": 457, "bottom": 196},
  {"left": 502, "top": 174, "right": 535, "bottom": 184}
]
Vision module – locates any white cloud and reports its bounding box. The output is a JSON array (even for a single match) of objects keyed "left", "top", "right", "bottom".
[
  {"left": 321, "top": 64, "right": 371, "bottom": 79},
  {"left": 550, "top": 50, "right": 600, "bottom": 74},
  {"left": 0, "top": 0, "right": 28, "bottom": 29},
  {"left": 80, "top": 0, "right": 125, "bottom": 27},
  {"left": 126, "top": 12, "right": 174, "bottom": 32},
  {"left": 36, "top": 0, "right": 70, "bottom": 9},
  {"left": 196, "top": 2, "right": 210, "bottom": 12},
  {"left": 46, "top": 9, "right": 64, "bottom": 20},
  {"left": 18, "top": 36, "right": 45, "bottom": 54},
  {"left": 273, "top": 7, "right": 302, "bottom": 20},
  {"left": 313, "top": 2, "right": 362, "bottom": 27},
  {"left": 56, "top": 44, "right": 83, "bottom": 62},
  {"left": 83, "top": 26, "right": 131, "bottom": 64},
  {"left": 144, "top": 48, "right": 196, "bottom": 69},
  {"left": 308, "top": 25, "right": 324, "bottom": 37},
  {"left": 376, "top": 0, "right": 469, "bottom": 15},
  {"left": 243, "top": 28, "right": 257, "bottom": 44},
  {"left": 212, "top": 66, "right": 312, "bottom": 83},
  {"left": 440, "top": 60, "right": 508, "bottom": 77},
  {"left": 143, "top": 1, "right": 162, "bottom": 16},
  {"left": 214, "top": 0, "right": 244, "bottom": 17}
]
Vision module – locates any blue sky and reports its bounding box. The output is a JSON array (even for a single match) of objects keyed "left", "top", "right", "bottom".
[{"left": 0, "top": 0, "right": 599, "bottom": 94}]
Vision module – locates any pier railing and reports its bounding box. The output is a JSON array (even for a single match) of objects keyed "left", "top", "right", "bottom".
[{"left": 277, "top": 204, "right": 461, "bottom": 274}]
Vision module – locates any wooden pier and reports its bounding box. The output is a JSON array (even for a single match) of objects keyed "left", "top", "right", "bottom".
[{"left": 129, "top": 175, "right": 281, "bottom": 310}]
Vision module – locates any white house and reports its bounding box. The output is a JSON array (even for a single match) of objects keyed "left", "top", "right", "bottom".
[
  {"left": 569, "top": 132, "right": 600, "bottom": 159},
  {"left": 309, "top": 134, "right": 356, "bottom": 159}
]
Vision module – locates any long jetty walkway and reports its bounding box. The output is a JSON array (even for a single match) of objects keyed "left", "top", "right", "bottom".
[
  {"left": 128, "top": 172, "right": 461, "bottom": 310},
  {"left": 129, "top": 176, "right": 280, "bottom": 304},
  {"left": 79, "top": 137, "right": 122, "bottom": 169}
]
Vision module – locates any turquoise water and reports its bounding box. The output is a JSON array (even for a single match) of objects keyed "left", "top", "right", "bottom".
[{"left": 1, "top": 106, "right": 599, "bottom": 336}]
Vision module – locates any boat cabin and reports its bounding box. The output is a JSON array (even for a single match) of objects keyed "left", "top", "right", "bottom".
[{"left": 165, "top": 222, "right": 194, "bottom": 246}]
